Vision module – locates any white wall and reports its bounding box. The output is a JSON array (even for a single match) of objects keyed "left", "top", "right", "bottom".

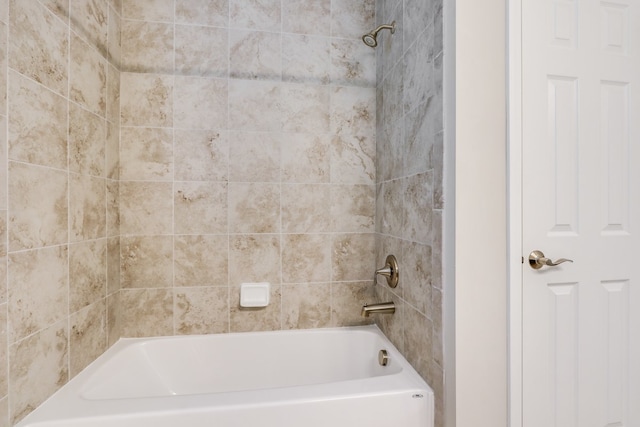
[{"left": 453, "top": 0, "right": 508, "bottom": 426}]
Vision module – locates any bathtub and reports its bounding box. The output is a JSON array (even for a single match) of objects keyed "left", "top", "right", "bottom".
[{"left": 16, "top": 325, "right": 433, "bottom": 427}]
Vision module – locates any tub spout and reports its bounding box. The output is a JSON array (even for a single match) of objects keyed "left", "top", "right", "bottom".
[{"left": 361, "top": 302, "right": 395, "bottom": 317}]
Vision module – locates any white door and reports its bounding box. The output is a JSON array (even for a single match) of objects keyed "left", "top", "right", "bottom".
[{"left": 521, "top": 0, "right": 640, "bottom": 426}]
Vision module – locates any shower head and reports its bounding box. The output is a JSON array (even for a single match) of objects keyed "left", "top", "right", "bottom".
[{"left": 362, "top": 21, "right": 396, "bottom": 48}]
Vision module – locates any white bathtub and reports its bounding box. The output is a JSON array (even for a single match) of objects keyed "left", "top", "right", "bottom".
[{"left": 16, "top": 325, "right": 433, "bottom": 427}]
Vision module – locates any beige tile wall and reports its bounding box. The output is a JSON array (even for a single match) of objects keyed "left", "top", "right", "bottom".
[
  {"left": 116, "top": 0, "right": 379, "bottom": 338},
  {"left": 1, "top": 0, "right": 121, "bottom": 424},
  {"left": 373, "top": 0, "right": 445, "bottom": 427}
]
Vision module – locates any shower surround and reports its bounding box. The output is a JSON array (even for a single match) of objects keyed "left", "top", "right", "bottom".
[{"left": 0, "top": 0, "right": 444, "bottom": 426}]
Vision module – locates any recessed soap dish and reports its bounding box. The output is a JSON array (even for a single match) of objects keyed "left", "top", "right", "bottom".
[{"left": 240, "top": 283, "right": 270, "bottom": 308}]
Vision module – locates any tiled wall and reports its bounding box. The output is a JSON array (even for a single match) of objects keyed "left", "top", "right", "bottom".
[
  {"left": 116, "top": 0, "right": 379, "bottom": 337},
  {"left": 0, "top": 0, "right": 121, "bottom": 424},
  {"left": 373, "top": 1, "right": 445, "bottom": 426}
]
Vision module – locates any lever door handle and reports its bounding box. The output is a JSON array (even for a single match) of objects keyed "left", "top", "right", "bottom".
[{"left": 528, "top": 250, "right": 573, "bottom": 270}]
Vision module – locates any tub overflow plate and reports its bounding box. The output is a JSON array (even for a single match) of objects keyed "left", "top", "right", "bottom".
[{"left": 378, "top": 349, "right": 389, "bottom": 366}]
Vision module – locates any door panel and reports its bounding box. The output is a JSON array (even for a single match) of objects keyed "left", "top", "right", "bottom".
[{"left": 521, "top": 0, "right": 640, "bottom": 425}]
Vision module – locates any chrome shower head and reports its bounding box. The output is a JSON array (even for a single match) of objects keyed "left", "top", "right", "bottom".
[{"left": 361, "top": 21, "right": 396, "bottom": 48}]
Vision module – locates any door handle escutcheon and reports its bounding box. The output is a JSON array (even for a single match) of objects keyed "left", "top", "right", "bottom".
[{"left": 528, "top": 250, "right": 573, "bottom": 270}]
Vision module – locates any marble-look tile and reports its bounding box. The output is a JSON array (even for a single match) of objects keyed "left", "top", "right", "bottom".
[
  {"left": 174, "top": 76, "right": 228, "bottom": 130},
  {"left": 330, "top": 281, "right": 374, "bottom": 327},
  {"left": 8, "top": 246, "right": 68, "bottom": 343},
  {"left": 175, "top": 25, "right": 228, "bottom": 78},
  {"left": 9, "top": 162, "right": 68, "bottom": 251},
  {"left": 403, "top": 98, "right": 434, "bottom": 177},
  {"left": 9, "top": 321, "right": 68, "bottom": 425},
  {"left": 106, "top": 180, "right": 120, "bottom": 237},
  {"left": 281, "top": 184, "right": 330, "bottom": 233},
  {"left": 403, "top": 28, "right": 435, "bottom": 114},
  {"left": 121, "top": 20, "right": 174, "bottom": 73},
  {"left": 431, "top": 209, "right": 443, "bottom": 289},
  {"left": 228, "top": 183, "right": 279, "bottom": 233},
  {"left": 373, "top": 284, "right": 404, "bottom": 352},
  {"left": 69, "top": 239, "right": 107, "bottom": 312},
  {"left": 120, "top": 288, "right": 173, "bottom": 337},
  {"left": 69, "top": 174, "right": 106, "bottom": 241},
  {"left": 228, "top": 131, "right": 280, "bottom": 182},
  {"left": 281, "top": 84, "right": 330, "bottom": 133},
  {"left": 330, "top": 39, "right": 376, "bottom": 87},
  {"left": 175, "top": 287, "right": 229, "bottom": 334},
  {"left": 39, "top": 0, "right": 69, "bottom": 20},
  {"left": 281, "top": 234, "right": 330, "bottom": 283},
  {"left": 69, "top": 104, "right": 106, "bottom": 177},
  {"left": 0, "top": 304, "right": 6, "bottom": 396},
  {"left": 70, "top": 0, "right": 108, "bottom": 56},
  {"left": 380, "top": 178, "right": 403, "bottom": 237},
  {"left": 0, "top": 22, "right": 6, "bottom": 116},
  {"left": 0, "top": 0, "right": 8, "bottom": 23},
  {"left": 402, "top": 240, "right": 432, "bottom": 315},
  {"left": 281, "top": 133, "right": 330, "bottom": 183},
  {"left": 69, "top": 300, "right": 106, "bottom": 377},
  {"left": 282, "top": 0, "right": 330, "bottom": 36},
  {"left": 331, "top": 233, "right": 375, "bottom": 282},
  {"left": 122, "top": 0, "right": 173, "bottom": 22},
  {"left": 230, "top": 0, "right": 280, "bottom": 32},
  {"left": 403, "top": 0, "right": 432, "bottom": 49},
  {"left": 106, "top": 64, "right": 120, "bottom": 124},
  {"left": 174, "top": 130, "right": 228, "bottom": 182},
  {"left": 381, "top": 59, "right": 403, "bottom": 132},
  {"left": 107, "top": 6, "right": 121, "bottom": 66},
  {"left": 9, "top": 0, "right": 69, "bottom": 96},
  {"left": 106, "top": 121, "right": 119, "bottom": 180},
  {"left": 433, "top": 130, "right": 444, "bottom": 209},
  {"left": 175, "top": 0, "right": 228, "bottom": 27},
  {"left": 106, "top": 236, "right": 120, "bottom": 294},
  {"left": 229, "top": 30, "right": 281, "bottom": 81},
  {"left": 330, "top": 86, "right": 376, "bottom": 136},
  {"left": 0, "top": 397, "right": 7, "bottom": 427},
  {"left": 119, "top": 181, "right": 172, "bottom": 235},
  {"left": 0, "top": 121, "right": 6, "bottom": 211},
  {"left": 174, "top": 235, "right": 228, "bottom": 287},
  {"left": 120, "top": 236, "right": 173, "bottom": 288},
  {"left": 330, "top": 134, "right": 375, "bottom": 184},
  {"left": 119, "top": 127, "right": 173, "bottom": 181},
  {"left": 228, "top": 234, "right": 280, "bottom": 284},
  {"left": 282, "top": 283, "right": 331, "bottom": 329},
  {"left": 331, "top": 0, "right": 375, "bottom": 39},
  {"left": 0, "top": 212, "right": 6, "bottom": 303},
  {"left": 381, "top": 4, "right": 404, "bottom": 80},
  {"left": 174, "top": 181, "right": 228, "bottom": 234},
  {"left": 228, "top": 80, "right": 281, "bottom": 131},
  {"left": 330, "top": 184, "right": 375, "bottom": 232},
  {"left": 282, "top": 34, "right": 330, "bottom": 85},
  {"left": 230, "top": 284, "right": 280, "bottom": 332},
  {"left": 8, "top": 71, "right": 68, "bottom": 169},
  {"left": 120, "top": 73, "right": 173, "bottom": 127},
  {"left": 106, "top": 291, "right": 121, "bottom": 346},
  {"left": 403, "top": 172, "right": 434, "bottom": 243},
  {"left": 431, "top": 287, "right": 443, "bottom": 367},
  {"left": 404, "top": 306, "right": 433, "bottom": 380}
]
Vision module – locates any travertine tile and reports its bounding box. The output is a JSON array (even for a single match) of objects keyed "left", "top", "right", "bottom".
[
  {"left": 9, "top": 321, "right": 68, "bottom": 425},
  {"left": 0, "top": 304, "right": 7, "bottom": 396},
  {"left": 69, "top": 239, "right": 107, "bottom": 312},
  {"left": 374, "top": 284, "right": 404, "bottom": 352},
  {"left": 0, "top": 120, "right": 6, "bottom": 210},
  {"left": 8, "top": 71, "right": 68, "bottom": 169},
  {"left": 228, "top": 183, "right": 279, "bottom": 233},
  {"left": 229, "top": 30, "right": 281, "bottom": 80},
  {"left": 175, "top": 0, "right": 228, "bottom": 27},
  {"left": 174, "top": 76, "right": 228, "bottom": 130},
  {"left": 0, "top": 212, "right": 6, "bottom": 304},
  {"left": 174, "top": 129, "right": 228, "bottom": 182},
  {"left": 282, "top": 234, "right": 331, "bottom": 283},
  {"left": 174, "top": 181, "right": 228, "bottom": 234},
  {"left": 106, "top": 236, "right": 120, "bottom": 294},
  {"left": 282, "top": 283, "right": 331, "bottom": 329},
  {"left": 69, "top": 103, "right": 106, "bottom": 177},
  {"left": 0, "top": 0, "right": 8, "bottom": 23},
  {"left": 175, "top": 287, "right": 229, "bottom": 334},
  {"left": 230, "top": 0, "right": 280, "bottom": 31},
  {"left": 331, "top": 233, "right": 375, "bottom": 282},
  {"left": 228, "top": 131, "right": 280, "bottom": 183},
  {"left": 281, "top": 84, "right": 330, "bottom": 133},
  {"left": 380, "top": 178, "right": 403, "bottom": 237},
  {"left": 281, "top": 133, "right": 330, "bottom": 183},
  {"left": 230, "top": 284, "right": 280, "bottom": 332},
  {"left": 9, "top": 162, "right": 68, "bottom": 251},
  {"left": 229, "top": 80, "right": 281, "bottom": 131},
  {"left": 228, "top": 234, "right": 280, "bottom": 285},
  {"left": 330, "top": 86, "right": 376, "bottom": 136},
  {"left": 403, "top": 28, "right": 435, "bottom": 114},
  {"left": 282, "top": 0, "right": 330, "bottom": 36},
  {"left": 106, "top": 291, "right": 121, "bottom": 346},
  {"left": 0, "top": 22, "right": 6, "bottom": 116},
  {"left": 119, "top": 181, "right": 172, "bottom": 235},
  {"left": 105, "top": 121, "right": 119, "bottom": 180},
  {"left": 106, "top": 180, "right": 119, "bottom": 237},
  {"left": 119, "top": 127, "right": 173, "bottom": 181},
  {"left": 330, "top": 281, "right": 374, "bottom": 327},
  {"left": 39, "top": 0, "right": 69, "bottom": 20},
  {"left": 69, "top": 300, "right": 106, "bottom": 377},
  {"left": 331, "top": 0, "right": 375, "bottom": 39},
  {"left": 107, "top": 6, "right": 121, "bottom": 66},
  {"left": 174, "top": 235, "right": 228, "bottom": 287},
  {"left": 120, "top": 73, "right": 173, "bottom": 127},
  {"left": 120, "top": 236, "right": 173, "bottom": 289},
  {"left": 403, "top": 98, "right": 434, "bottom": 177},
  {"left": 120, "top": 288, "right": 173, "bottom": 337},
  {"left": 281, "top": 184, "right": 330, "bottom": 233},
  {"left": 403, "top": 306, "right": 433, "bottom": 380},
  {"left": 330, "top": 38, "right": 376, "bottom": 87},
  {"left": 330, "top": 184, "right": 375, "bottom": 232},
  {"left": 69, "top": 174, "right": 106, "bottom": 242},
  {"left": 403, "top": 172, "right": 434, "bottom": 243},
  {"left": 9, "top": 0, "right": 69, "bottom": 96},
  {"left": 402, "top": 240, "right": 432, "bottom": 315},
  {"left": 175, "top": 25, "right": 228, "bottom": 78},
  {"left": 122, "top": 0, "right": 174, "bottom": 21},
  {"left": 282, "top": 34, "right": 330, "bottom": 85},
  {"left": 330, "top": 134, "right": 375, "bottom": 184},
  {"left": 8, "top": 246, "right": 68, "bottom": 343},
  {"left": 106, "top": 64, "right": 120, "bottom": 124},
  {"left": 70, "top": 0, "right": 108, "bottom": 57},
  {"left": 0, "top": 397, "right": 7, "bottom": 427},
  {"left": 121, "top": 20, "right": 174, "bottom": 73}
]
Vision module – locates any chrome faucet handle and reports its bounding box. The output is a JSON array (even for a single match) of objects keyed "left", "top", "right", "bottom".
[{"left": 375, "top": 255, "right": 399, "bottom": 288}]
